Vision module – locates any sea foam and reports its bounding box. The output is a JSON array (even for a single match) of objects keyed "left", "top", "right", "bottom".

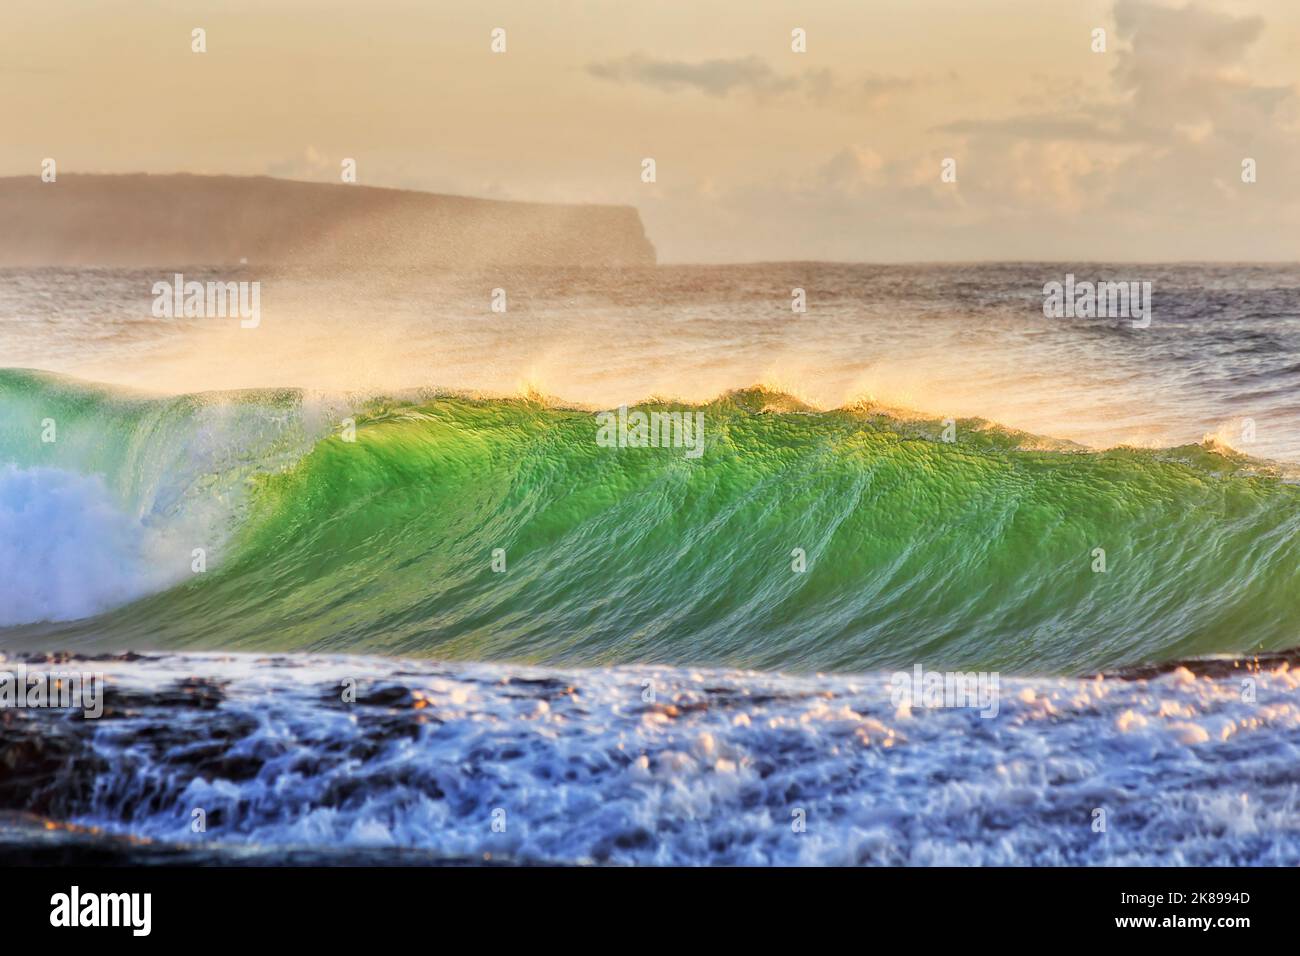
[
  {"left": 0, "top": 466, "right": 174, "bottom": 625},
  {"left": 9, "top": 652, "right": 1296, "bottom": 866}
]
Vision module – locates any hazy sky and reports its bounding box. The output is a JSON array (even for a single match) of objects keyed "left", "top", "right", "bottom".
[{"left": 3, "top": 0, "right": 1299, "bottom": 262}]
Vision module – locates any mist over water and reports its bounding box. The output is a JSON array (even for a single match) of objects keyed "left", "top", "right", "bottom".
[{"left": 4, "top": 263, "right": 1299, "bottom": 462}]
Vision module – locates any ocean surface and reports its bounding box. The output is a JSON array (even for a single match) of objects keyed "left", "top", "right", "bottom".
[{"left": 1, "top": 263, "right": 1297, "bottom": 864}]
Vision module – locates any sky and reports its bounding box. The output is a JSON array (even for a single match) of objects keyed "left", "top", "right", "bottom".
[{"left": 3, "top": 0, "right": 1299, "bottom": 262}]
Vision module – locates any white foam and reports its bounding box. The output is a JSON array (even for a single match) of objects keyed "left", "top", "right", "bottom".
[
  {"left": 61, "top": 653, "right": 1300, "bottom": 865},
  {"left": 0, "top": 465, "right": 179, "bottom": 625}
]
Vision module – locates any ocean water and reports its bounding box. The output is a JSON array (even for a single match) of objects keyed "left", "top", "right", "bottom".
[{"left": 1, "top": 263, "right": 1298, "bottom": 864}]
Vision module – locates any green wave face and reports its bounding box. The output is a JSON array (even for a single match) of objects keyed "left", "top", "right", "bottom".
[{"left": 3, "top": 371, "right": 1298, "bottom": 673}]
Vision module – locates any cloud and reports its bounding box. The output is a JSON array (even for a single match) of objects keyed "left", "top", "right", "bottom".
[
  {"left": 860, "top": 72, "right": 952, "bottom": 106},
  {"left": 645, "top": 2, "right": 1300, "bottom": 262},
  {"left": 1111, "top": 0, "right": 1292, "bottom": 140},
  {"left": 586, "top": 54, "right": 799, "bottom": 98},
  {"left": 265, "top": 146, "right": 333, "bottom": 181},
  {"left": 937, "top": 114, "right": 1126, "bottom": 142},
  {"left": 815, "top": 146, "right": 886, "bottom": 193},
  {"left": 586, "top": 55, "right": 930, "bottom": 108},
  {"left": 946, "top": 1, "right": 1295, "bottom": 147},
  {"left": 926, "top": 2, "right": 1297, "bottom": 224}
]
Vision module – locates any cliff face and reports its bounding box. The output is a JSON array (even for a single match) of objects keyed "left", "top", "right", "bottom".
[{"left": 0, "top": 174, "right": 656, "bottom": 269}]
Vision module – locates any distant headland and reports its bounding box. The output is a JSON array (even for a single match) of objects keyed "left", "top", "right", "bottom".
[{"left": 0, "top": 173, "right": 657, "bottom": 269}]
